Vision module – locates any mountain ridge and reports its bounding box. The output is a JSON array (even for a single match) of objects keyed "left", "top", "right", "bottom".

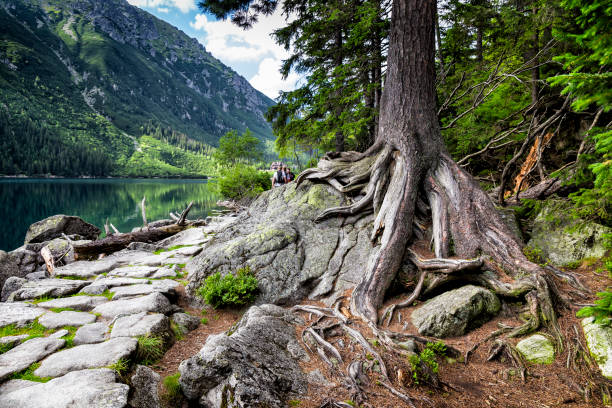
[{"left": 0, "top": 0, "right": 274, "bottom": 177}]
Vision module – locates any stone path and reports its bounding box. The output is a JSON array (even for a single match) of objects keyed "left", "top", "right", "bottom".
[{"left": 0, "top": 222, "right": 224, "bottom": 408}]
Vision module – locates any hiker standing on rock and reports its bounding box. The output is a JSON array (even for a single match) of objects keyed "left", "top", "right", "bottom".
[{"left": 272, "top": 166, "right": 286, "bottom": 188}]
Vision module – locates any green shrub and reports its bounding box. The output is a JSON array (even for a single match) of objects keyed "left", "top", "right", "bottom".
[
  {"left": 217, "top": 164, "right": 271, "bottom": 200},
  {"left": 577, "top": 291, "right": 612, "bottom": 326},
  {"left": 409, "top": 341, "right": 447, "bottom": 384},
  {"left": 161, "top": 373, "right": 183, "bottom": 405},
  {"left": 196, "top": 266, "right": 258, "bottom": 308},
  {"left": 136, "top": 335, "right": 165, "bottom": 365}
]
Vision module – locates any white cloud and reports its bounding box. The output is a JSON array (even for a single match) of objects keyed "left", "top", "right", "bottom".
[
  {"left": 190, "top": 11, "right": 290, "bottom": 63},
  {"left": 127, "top": 0, "right": 196, "bottom": 14},
  {"left": 250, "top": 57, "right": 301, "bottom": 100},
  {"left": 157, "top": 7, "right": 170, "bottom": 13}
]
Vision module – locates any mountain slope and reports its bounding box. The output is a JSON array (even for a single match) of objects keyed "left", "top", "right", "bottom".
[{"left": 0, "top": 0, "right": 274, "bottom": 177}]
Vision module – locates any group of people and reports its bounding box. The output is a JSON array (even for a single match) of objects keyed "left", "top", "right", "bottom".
[{"left": 272, "top": 165, "right": 295, "bottom": 188}]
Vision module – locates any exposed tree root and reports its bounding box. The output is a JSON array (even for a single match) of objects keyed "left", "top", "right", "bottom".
[{"left": 487, "top": 339, "right": 527, "bottom": 382}]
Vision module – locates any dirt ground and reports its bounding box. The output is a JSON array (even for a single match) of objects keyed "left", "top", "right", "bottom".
[{"left": 153, "top": 260, "right": 611, "bottom": 408}]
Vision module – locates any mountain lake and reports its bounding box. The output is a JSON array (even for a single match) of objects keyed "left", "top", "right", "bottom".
[{"left": 0, "top": 178, "right": 221, "bottom": 252}]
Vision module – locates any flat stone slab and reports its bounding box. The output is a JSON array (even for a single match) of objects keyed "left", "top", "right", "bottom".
[
  {"left": 109, "top": 280, "right": 179, "bottom": 300},
  {"left": 92, "top": 292, "right": 172, "bottom": 319},
  {"left": 74, "top": 322, "right": 109, "bottom": 345},
  {"left": 0, "top": 337, "right": 65, "bottom": 380},
  {"left": 0, "top": 334, "right": 29, "bottom": 346},
  {"left": 105, "top": 250, "right": 155, "bottom": 265},
  {"left": 111, "top": 312, "right": 170, "bottom": 338},
  {"left": 582, "top": 317, "right": 612, "bottom": 379},
  {"left": 516, "top": 334, "right": 555, "bottom": 364},
  {"left": 34, "top": 337, "right": 138, "bottom": 378},
  {"left": 0, "top": 302, "right": 47, "bottom": 328},
  {"left": 411, "top": 285, "right": 501, "bottom": 338},
  {"left": 54, "top": 259, "right": 119, "bottom": 278},
  {"left": 39, "top": 311, "right": 97, "bottom": 329},
  {"left": 157, "top": 227, "right": 208, "bottom": 247},
  {"left": 78, "top": 284, "right": 108, "bottom": 295},
  {"left": 50, "top": 329, "right": 70, "bottom": 339},
  {"left": 108, "top": 266, "right": 158, "bottom": 278},
  {"left": 0, "top": 368, "right": 129, "bottom": 408},
  {"left": 167, "top": 246, "right": 202, "bottom": 257},
  {"left": 132, "top": 254, "right": 171, "bottom": 267},
  {"left": 37, "top": 295, "right": 108, "bottom": 311},
  {"left": 0, "top": 379, "right": 37, "bottom": 394},
  {"left": 150, "top": 267, "right": 177, "bottom": 278},
  {"left": 8, "top": 279, "right": 89, "bottom": 301}
]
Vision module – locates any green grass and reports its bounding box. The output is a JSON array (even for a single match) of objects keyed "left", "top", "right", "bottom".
[
  {"left": 170, "top": 322, "right": 184, "bottom": 341},
  {"left": 107, "top": 358, "right": 130, "bottom": 377},
  {"left": 10, "top": 362, "right": 52, "bottom": 382},
  {"left": 135, "top": 335, "right": 165, "bottom": 365},
  {"left": 58, "top": 326, "right": 78, "bottom": 348},
  {"left": 49, "top": 307, "right": 77, "bottom": 313},
  {"left": 161, "top": 372, "right": 182, "bottom": 404},
  {"left": 200, "top": 317, "right": 208, "bottom": 325},
  {"left": 0, "top": 342, "right": 15, "bottom": 354},
  {"left": 0, "top": 321, "right": 49, "bottom": 339}
]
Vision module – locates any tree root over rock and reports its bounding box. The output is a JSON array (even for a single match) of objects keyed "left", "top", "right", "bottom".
[{"left": 297, "top": 147, "right": 587, "bottom": 352}]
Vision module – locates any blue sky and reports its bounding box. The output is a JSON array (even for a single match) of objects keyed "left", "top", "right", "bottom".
[{"left": 126, "top": 0, "right": 300, "bottom": 99}]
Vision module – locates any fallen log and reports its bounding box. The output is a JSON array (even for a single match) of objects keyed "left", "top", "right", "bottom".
[{"left": 73, "top": 201, "right": 203, "bottom": 258}]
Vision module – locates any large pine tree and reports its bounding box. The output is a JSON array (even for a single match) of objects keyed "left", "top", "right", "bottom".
[{"left": 199, "top": 0, "right": 574, "bottom": 340}]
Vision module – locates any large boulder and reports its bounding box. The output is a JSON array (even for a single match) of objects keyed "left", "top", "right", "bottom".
[
  {"left": 129, "top": 365, "right": 161, "bottom": 408},
  {"left": 179, "top": 304, "right": 308, "bottom": 408},
  {"left": 24, "top": 215, "right": 100, "bottom": 244},
  {"left": 582, "top": 317, "right": 612, "bottom": 379},
  {"left": 411, "top": 285, "right": 501, "bottom": 337},
  {"left": 186, "top": 181, "right": 376, "bottom": 306},
  {"left": 527, "top": 200, "right": 612, "bottom": 266},
  {"left": 0, "top": 249, "right": 36, "bottom": 293},
  {"left": 0, "top": 337, "right": 65, "bottom": 380}
]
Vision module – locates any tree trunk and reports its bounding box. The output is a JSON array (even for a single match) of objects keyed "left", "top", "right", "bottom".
[
  {"left": 334, "top": 27, "right": 345, "bottom": 153},
  {"left": 298, "top": 0, "right": 565, "bottom": 342}
]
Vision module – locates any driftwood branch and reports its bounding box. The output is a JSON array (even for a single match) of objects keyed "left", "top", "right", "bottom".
[{"left": 73, "top": 201, "right": 197, "bottom": 258}]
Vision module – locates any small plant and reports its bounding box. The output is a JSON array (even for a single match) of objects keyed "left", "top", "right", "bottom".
[
  {"left": 171, "top": 322, "right": 184, "bottom": 341},
  {"left": 10, "top": 362, "right": 51, "bottom": 382},
  {"left": 200, "top": 317, "right": 208, "bottom": 325},
  {"left": 522, "top": 245, "right": 548, "bottom": 265},
  {"left": 196, "top": 267, "right": 258, "bottom": 308},
  {"left": 136, "top": 335, "right": 165, "bottom": 365},
  {"left": 107, "top": 358, "right": 130, "bottom": 377},
  {"left": 50, "top": 307, "right": 77, "bottom": 313},
  {"left": 0, "top": 342, "right": 15, "bottom": 354},
  {"left": 409, "top": 341, "right": 447, "bottom": 384},
  {"left": 577, "top": 291, "right": 612, "bottom": 326},
  {"left": 288, "top": 400, "right": 302, "bottom": 407},
  {"left": 161, "top": 372, "right": 183, "bottom": 405}
]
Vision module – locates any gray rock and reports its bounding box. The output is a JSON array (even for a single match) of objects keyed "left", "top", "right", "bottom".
[
  {"left": 582, "top": 317, "right": 612, "bottom": 379},
  {"left": 0, "top": 379, "right": 37, "bottom": 394},
  {"left": 54, "top": 258, "right": 119, "bottom": 278},
  {"left": 79, "top": 284, "right": 109, "bottom": 295},
  {"left": 24, "top": 215, "right": 100, "bottom": 244},
  {"left": 132, "top": 254, "right": 171, "bottom": 267},
  {"left": 127, "top": 242, "right": 157, "bottom": 252},
  {"left": 7, "top": 278, "right": 89, "bottom": 301},
  {"left": 171, "top": 312, "right": 200, "bottom": 333},
  {"left": 92, "top": 293, "right": 172, "bottom": 318},
  {"left": 92, "top": 276, "right": 149, "bottom": 287},
  {"left": 516, "top": 334, "right": 555, "bottom": 364},
  {"left": 0, "top": 334, "right": 29, "bottom": 347},
  {"left": 496, "top": 207, "right": 523, "bottom": 241},
  {"left": 0, "top": 249, "right": 37, "bottom": 292},
  {"left": 34, "top": 337, "right": 138, "bottom": 378},
  {"left": 41, "top": 238, "right": 75, "bottom": 265},
  {"left": 528, "top": 200, "right": 612, "bottom": 266},
  {"left": 167, "top": 246, "right": 202, "bottom": 257},
  {"left": 108, "top": 266, "right": 158, "bottom": 278},
  {"left": 179, "top": 304, "right": 307, "bottom": 408},
  {"left": 1, "top": 276, "right": 26, "bottom": 301},
  {"left": 185, "top": 182, "right": 376, "bottom": 306},
  {"left": 129, "top": 365, "right": 161, "bottom": 408},
  {"left": 39, "top": 311, "right": 97, "bottom": 329},
  {"left": 103, "top": 250, "right": 156, "bottom": 266},
  {"left": 25, "top": 271, "right": 48, "bottom": 280},
  {"left": 110, "top": 312, "right": 172, "bottom": 342},
  {"left": 109, "top": 280, "right": 179, "bottom": 300},
  {"left": 150, "top": 266, "right": 177, "bottom": 278},
  {"left": 0, "top": 368, "right": 129, "bottom": 408},
  {"left": 411, "top": 285, "right": 501, "bottom": 337},
  {"left": 74, "top": 322, "right": 109, "bottom": 345},
  {"left": 0, "top": 302, "right": 47, "bottom": 328},
  {"left": 37, "top": 295, "right": 108, "bottom": 311},
  {"left": 157, "top": 227, "right": 209, "bottom": 247},
  {"left": 0, "top": 337, "right": 65, "bottom": 380},
  {"left": 50, "top": 329, "right": 70, "bottom": 339}
]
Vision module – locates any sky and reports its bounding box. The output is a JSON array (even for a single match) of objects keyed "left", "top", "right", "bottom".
[{"left": 126, "top": 0, "right": 300, "bottom": 100}]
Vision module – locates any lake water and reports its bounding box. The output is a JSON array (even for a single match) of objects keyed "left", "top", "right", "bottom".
[{"left": 0, "top": 178, "right": 221, "bottom": 252}]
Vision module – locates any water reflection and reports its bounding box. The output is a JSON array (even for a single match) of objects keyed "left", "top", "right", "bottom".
[{"left": 0, "top": 179, "right": 220, "bottom": 251}]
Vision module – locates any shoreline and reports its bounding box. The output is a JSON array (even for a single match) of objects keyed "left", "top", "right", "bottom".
[{"left": 0, "top": 175, "right": 210, "bottom": 180}]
